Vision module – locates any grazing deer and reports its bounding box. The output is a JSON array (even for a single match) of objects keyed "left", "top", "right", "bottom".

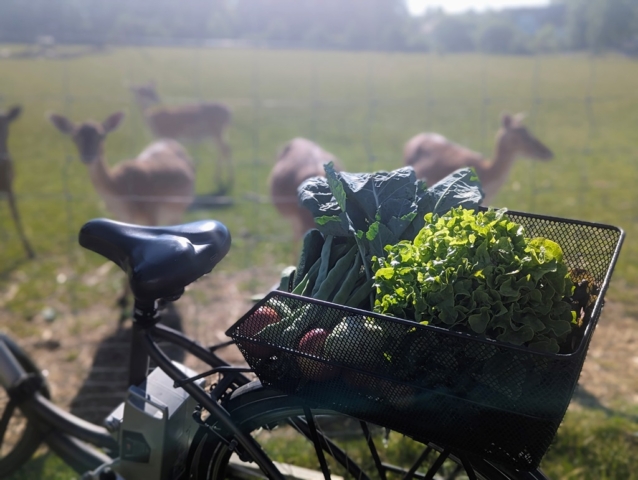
[
  {"left": 269, "top": 138, "right": 342, "bottom": 241},
  {"left": 0, "top": 105, "right": 35, "bottom": 259},
  {"left": 48, "top": 111, "right": 195, "bottom": 226},
  {"left": 130, "top": 82, "right": 233, "bottom": 195},
  {"left": 404, "top": 113, "right": 554, "bottom": 205},
  {"left": 49, "top": 111, "right": 196, "bottom": 317}
]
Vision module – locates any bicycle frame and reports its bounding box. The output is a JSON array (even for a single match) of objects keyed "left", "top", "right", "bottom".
[{"left": 0, "top": 299, "right": 287, "bottom": 480}]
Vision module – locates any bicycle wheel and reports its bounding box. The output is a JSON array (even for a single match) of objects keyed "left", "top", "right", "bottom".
[
  {"left": 189, "top": 380, "right": 549, "bottom": 480},
  {"left": 0, "top": 335, "right": 50, "bottom": 477}
]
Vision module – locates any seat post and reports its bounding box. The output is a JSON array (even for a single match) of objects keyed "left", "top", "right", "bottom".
[{"left": 128, "top": 299, "right": 160, "bottom": 387}]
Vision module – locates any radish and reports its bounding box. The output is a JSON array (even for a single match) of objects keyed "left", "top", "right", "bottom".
[
  {"left": 297, "top": 329, "right": 339, "bottom": 381},
  {"left": 238, "top": 306, "right": 280, "bottom": 358}
]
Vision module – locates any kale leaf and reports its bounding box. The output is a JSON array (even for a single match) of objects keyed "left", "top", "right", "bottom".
[{"left": 298, "top": 164, "right": 484, "bottom": 279}]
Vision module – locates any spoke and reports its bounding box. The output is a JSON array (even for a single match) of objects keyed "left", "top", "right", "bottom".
[
  {"left": 459, "top": 456, "right": 478, "bottom": 480},
  {"left": 401, "top": 445, "right": 433, "bottom": 480},
  {"left": 445, "top": 463, "right": 464, "bottom": 480},
  {"left": 0, "top": 400, "right": 17, "bottom": 447},
  {"left": 360, "top": 421, "right": 387, "bottom": 480},
  {"left": 303, "top": 405, "right": 331, "bottom": 480},
  {"left": 383, "top": 463, "right": 428, "bottom": 479},
  {"left": 423, "top": 449, "right": 450, "bottom": 480},
  {"left": 288, "top": 417, "right": 371, "bottom": 480}
]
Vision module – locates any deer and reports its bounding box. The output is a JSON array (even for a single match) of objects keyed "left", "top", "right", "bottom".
[
  {"left": 129, "top": 82, "right": 233, "bottom": 195},
  {"left": 403, "top": 113, "right": 554, "bottom": 206},
  {"left": 269, "top": 137, "right": 342, "bottom": 243},
  {"left": 0, "top": 105, "right": 35, "bottom": 259},
  {"left": 49, "top": 111, "right": 196, "bottom": 318},
  {"left": 48, "top": 111, "right": 195, "bottom": 226}
]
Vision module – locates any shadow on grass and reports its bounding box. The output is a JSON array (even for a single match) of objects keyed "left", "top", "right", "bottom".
[
  {"left": 69, "top": 302, "right": 185, "bottom": 425},
  {"left": 572, "top": 384, "right": 638, "bottom": 422},
  {"left": 0, "top": 256, "right": 33, "bottom": 278},
  {"left": 5, "top": 303, "right": 187, "bottom": 479}
]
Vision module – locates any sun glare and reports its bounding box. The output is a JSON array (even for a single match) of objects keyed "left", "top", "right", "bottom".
[{"left": 406, "top": 0, "right": 551, "bottom": 15}]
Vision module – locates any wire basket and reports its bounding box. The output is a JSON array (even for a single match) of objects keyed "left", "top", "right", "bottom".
[{"left": 227, "top": 210, "right": 624, "bottom": 470}]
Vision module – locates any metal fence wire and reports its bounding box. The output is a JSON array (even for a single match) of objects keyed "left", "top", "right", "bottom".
[{"left": 0, "top": 43, "right": 636, "bottom": 422}]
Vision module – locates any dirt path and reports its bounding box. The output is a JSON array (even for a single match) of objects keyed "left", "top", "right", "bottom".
[
  {"left": 0, "top": 268, "right": 270, "bottom": 423},
  {"left": 2, "top": 267, "right": 637, "bottom": 425},
  {"left": 572, "top": 299, "right": 638, "bottom": 410}
]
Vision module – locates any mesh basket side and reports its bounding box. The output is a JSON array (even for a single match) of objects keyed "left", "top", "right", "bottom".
[{"left": 226, "top": 211, "right": 623, "bottom": 470}]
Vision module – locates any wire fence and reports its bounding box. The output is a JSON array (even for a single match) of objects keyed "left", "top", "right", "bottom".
[
  {"left": 2, "top": 46, "right": 636, "bottom": 263},
  {"left": 1, "top": 42, "right": 637, "bottom": 419}
]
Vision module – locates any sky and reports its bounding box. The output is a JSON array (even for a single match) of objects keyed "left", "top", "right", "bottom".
[{"left": 406, "top": 0, "right": 551, "bottom": 15}]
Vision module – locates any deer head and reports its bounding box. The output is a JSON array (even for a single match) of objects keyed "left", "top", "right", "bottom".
[
  {"left": 0, "top": 105, "right": 22, "bottom": 153},
  {"left": 48, "top": 112, "right": 125, "bottom": 163},
  {"left": 130, "top": 82, "right": 161, "bottom": 110},
  {"left": 497, "top": 113, "right": 553, "bottom": 161}
]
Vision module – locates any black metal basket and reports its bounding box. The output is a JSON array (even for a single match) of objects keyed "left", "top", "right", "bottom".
[{"left": 226, "top": 210, "right": 624, "bottom": 471}]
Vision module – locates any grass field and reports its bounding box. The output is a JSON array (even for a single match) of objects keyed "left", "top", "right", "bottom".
[{"left": 1, "top": 46, "right": 638, "bottom": 478}]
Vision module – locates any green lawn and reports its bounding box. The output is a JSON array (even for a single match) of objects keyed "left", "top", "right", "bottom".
[
  {"left": 1, "top": 47, "right": 638, "bottom": 478},
  {"left": 2, "top": 49, "right": 638, "bottom": 318}
]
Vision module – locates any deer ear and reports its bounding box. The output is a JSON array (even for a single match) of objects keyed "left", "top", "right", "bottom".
[
  {"left": 7, "top": 106, "right": 22, "bottom": 122},
  {"left": 103, "top": 112, "right": 125, "bottom": 133},
  {"left": 48, "top": 113, "right": 74, "bottom": 134},
  {"left": 501, "top": 113, "right": 513, "bottom": 129}
]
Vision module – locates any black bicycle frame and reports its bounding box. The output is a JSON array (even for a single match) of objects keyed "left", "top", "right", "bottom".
[
  {"left": 123, "top": 299, "right": 285, "bottom": 480},
  {"left": 0, "top": 315, "right": 276, "bottom": 477},
  {"left": 142, "top": 327, "right": 286, "bottom": 480}
]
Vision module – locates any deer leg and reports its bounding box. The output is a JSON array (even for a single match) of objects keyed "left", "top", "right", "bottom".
[
  {"left": 6, "top": 189, "right": 35, "bottom": 259},
  {"left": 213, "top": 133, "right": 233, "bottom": 195}
]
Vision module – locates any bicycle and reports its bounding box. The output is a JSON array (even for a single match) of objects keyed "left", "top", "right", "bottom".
[{"left": 0, "top": 213, "right": 623, "bottom": 480}]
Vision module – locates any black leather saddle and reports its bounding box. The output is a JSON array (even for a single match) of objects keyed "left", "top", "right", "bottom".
[{"left": 78, "top": 218, "right": 231, "bottom": 302}]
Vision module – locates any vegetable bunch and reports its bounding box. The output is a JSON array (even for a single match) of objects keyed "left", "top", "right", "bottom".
[
  {"left": 240, "top": 166, "right": 484, "bottom": 371},
  {"left": 290, "top": 233, "right": 373, "bottom": 308},
  {"left": 373, "top": 207, "right": 577, "bottom": 353},
  {"left": 299, "top": 164, "right": 484, "bottom": 283},
  {"left": 252, "top": 234, "right": 372, "bottom": 353},
  {"left": 262, "top": 164, "right": 485, "bottom": 344}
]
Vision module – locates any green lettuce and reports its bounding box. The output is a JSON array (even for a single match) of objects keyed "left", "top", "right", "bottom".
[{"left": 372, "top": 207, "right": 576, "bottom": 353}]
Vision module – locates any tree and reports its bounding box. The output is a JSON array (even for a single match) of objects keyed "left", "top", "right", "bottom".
[
  {"left": 431, "top": 16, "right": 476, "bottom": 53},
  {"left": 478, "top": 19, "right": 518, "bottom": 54},
  {"left": 563, "top": 0, "right": 638, "bottom": 51},
  {"left": 532, "top": 24, "right": 562, "bottom": 53}
]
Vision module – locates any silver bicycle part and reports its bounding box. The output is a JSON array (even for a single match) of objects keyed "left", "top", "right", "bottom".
[{"left": 105, "top": 362, "right": 205, "bottom": 480}]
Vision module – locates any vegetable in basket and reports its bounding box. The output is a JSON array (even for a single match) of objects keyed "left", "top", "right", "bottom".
[
  {"left": 299, "top": 164, "right": 484, "bottom": 295},
  {"left": 248, "top": 166, "right": 485, "bottom": 359},
  {"left": 297, "top": 329, "right": 340, "bottom": 381},
  {"left": 373, "top": 207, "right": 578, "bottom": 354}
]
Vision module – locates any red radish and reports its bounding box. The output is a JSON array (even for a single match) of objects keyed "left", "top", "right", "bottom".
[
  {"left": 238, "top": 306, "right": 280, "bottom": 358},
  {"left": 297, "top": 329, "right": 339, "bottom": 381}
]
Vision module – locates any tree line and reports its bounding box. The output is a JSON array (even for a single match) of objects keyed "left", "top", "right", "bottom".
[{"left": 0, "top": 0, "right": 635, "bottom": 54}]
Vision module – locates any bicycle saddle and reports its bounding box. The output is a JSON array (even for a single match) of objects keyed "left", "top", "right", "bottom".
[{"left": 78, "top": 218, "right": 231, "bottom": 302}]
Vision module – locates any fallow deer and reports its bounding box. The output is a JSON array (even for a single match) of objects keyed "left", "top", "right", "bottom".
[
  {"left": 0, "top": 105, "right": 35, "bottom": 259},
  {"left": 130, "top": 82, "right": 233, "bottom": 195},
  {"left": 48, "top": 111, "right": 195, "bottom": 226},
  {"left": 49, "top": 111, "right": 196, "bottom": 317},
  {"left": 269, "top": 137, "right": 342, "bottom": 241},
  {"left": 404, "top": 113, "right": 553, "bottom": 206}
]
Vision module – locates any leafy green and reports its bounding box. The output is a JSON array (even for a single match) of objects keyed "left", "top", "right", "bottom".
[
  {"left": 299, "top": 165, "right": 484, "bottom": 281},
  {"left": 372, "top": 207, "right": 576, "bottom": 353}
]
